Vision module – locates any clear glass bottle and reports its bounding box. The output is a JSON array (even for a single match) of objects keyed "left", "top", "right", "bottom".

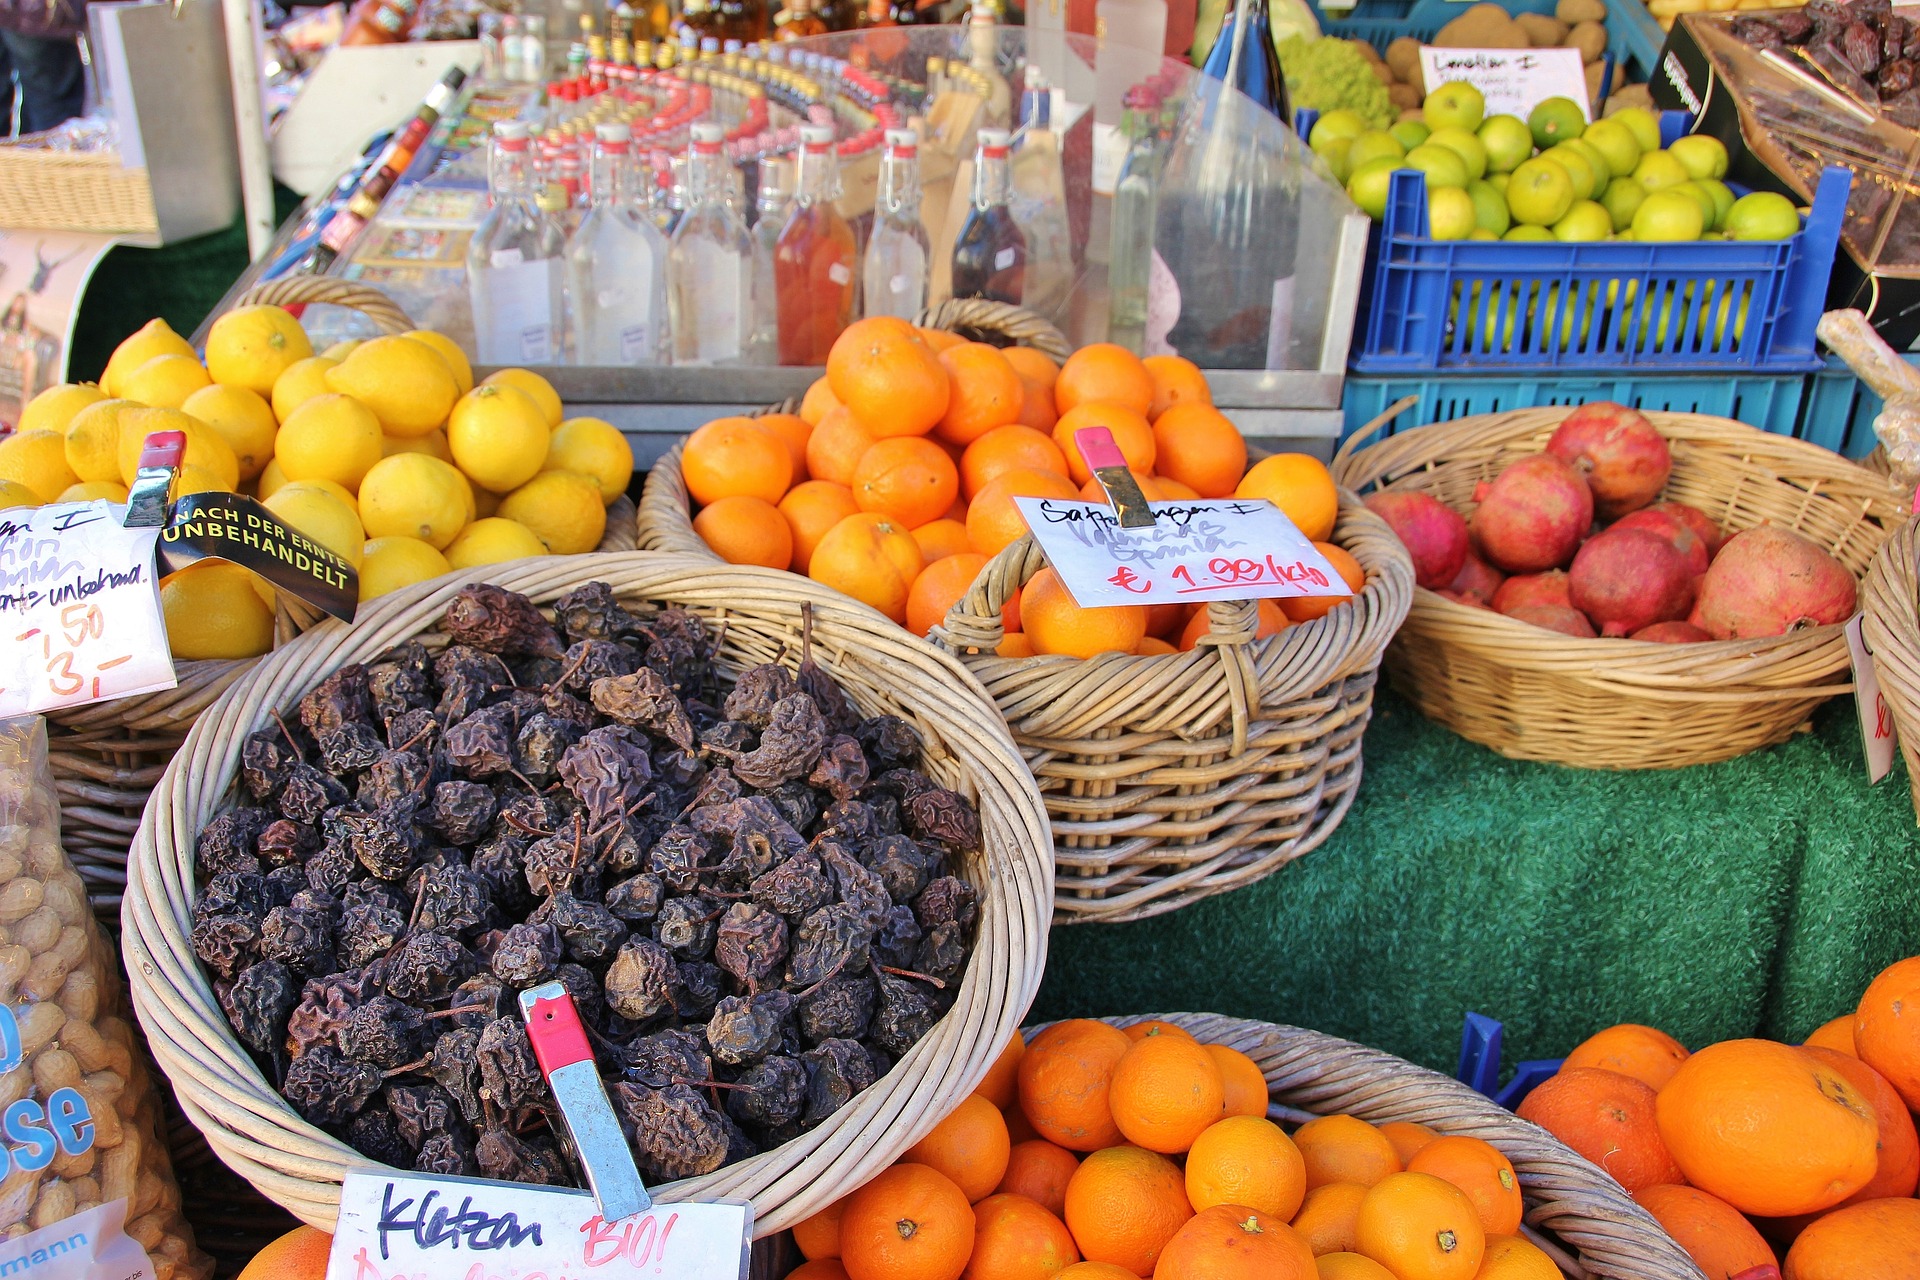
[
  {"left": 1107, "top": 87, "right": 1162, "bottom": 354},
  {"left": 669, "top": 122, "right": 755, "bottom": 364},
  {"left": 951, "top": 128, "right": 1026, "bottom": 304},
  {"left": 468, "top": 121, "right": 566, "bottom": 365},
  {"left": 774, "top": 124, "right": 858, "bottom": 365},
  {"left": 568, "top": 122, "right": 672, "bottom": 366},
  {"left": 748, "top": 156, "right": 791, "bottom": 364},
  {"left": 1200, "top": 0, "right": 1290, "bottom": 124},
  {"left": 863, "top": 128, "right": 929, "bottom": 321},
  {"left": 1009, "top": 65, "right": 1072, "bottom": 318}
]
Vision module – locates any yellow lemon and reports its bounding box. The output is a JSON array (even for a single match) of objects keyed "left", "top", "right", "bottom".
[
  {"left": 63, "top": 398, "right": 137, "bottom": 482},
  {"left": 19, "top": 382, "right": 106, "bottom": 436},
  {"left": 181, "top": 384, "right": 277, "bottom": 480},
  {"left": 116, "top": 407, "right": 240, "bottom": 491},
  {"left": 0, "top": 479, "right": 42, "bottom": 510},
  {"left": 205, "top": 304, "right": 313, "bottom": 396},
  {"left": 382, "top": 429, "right": 453, "bottom": 462},
  {"left": 159, "top": 560, "right": 275, "bottom": 660},
  {"left": 257, "top": 457, "right": 290, "bottom": 502},
  {"left": 544, "top": 417, "right": 633, "bottom": 505},
  {"left": 357, "top": 453, "right": 471, "bottom": 549},
  {"left": 497, "top": 470, "right": 605, "bottom": 554},
  {"left": 444, "top": 517, "right": 548, "bottom": 569},
  {"left": 263, "top": 481, "right": 366, "bottom": 570},
  {"left": 473, "top": 486, "right": 500, "bottom": 518},
  {"left": 118, "top": 353, "right": 212, "bottom": 409},
  {"left": 447, "top": 383, "right": 549, "bottom": 492},
  {"left": 324, "top": 334, "right": 458, "bottom": 438},
  {"left": 322, "top": 339, "right": 361, "bottom": 360},
  {"left": 359, "top": 536, "right": 452, "bottom": 602},
  {"left": 404, "top": 329, "right": 474, "bottom": 395},
  {"left": 101, "top": 318, "right": 196, "bottom": 397},
  {"left": 172, "top": 464, "right": 234, "bottom": 499},
  {"left": 274, "top": 394, "right": 382, "bottom": 491},
  {"left": 271, "top": 356, "right": 339, "bottom": 424},
  {"left": 57, "top": 480, "right": 128, "bottom": 503},
  {"left": 290, "top": 477, "right": 359, "bottom": 515},
  {"left": 482, "top": 368, "right": 563, "bottom": 428},
  {"left": 0, "top": 431, "right": 79, "bottom": 502}
]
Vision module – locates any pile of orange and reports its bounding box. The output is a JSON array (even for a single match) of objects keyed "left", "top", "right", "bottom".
[
  {"left": 1513, "top": 951, "right": 1920, "bottom": 1280},
  {"left": 678, "top": 320, "right": 1367, "bottom": 656},
  {"left": 789, "top": 1019, "right": 1561, "bottom": 1280}
]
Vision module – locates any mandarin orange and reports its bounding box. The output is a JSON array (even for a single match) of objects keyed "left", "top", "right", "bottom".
[
  {"left": 1142, "top": 354, "right": 1212, "bottom": 420},
  {"left": 1561, "top": 1025, "right": 1691, "bottom": 1093},
  {"left": 1282, "top": 543, "right": 1368, "bottom": 623},
  {"left": 1151, "top": 403, "right": 1247, "bottom": 499},
  {"left": 998, "top": 1140, "right": 1081, "bottom": 1219},
  {"left": 1021, "top": 567, "right": 1149, "bottom": 659},
  {"left": 1292, "top": 1182, "right": 1369, "bottom": 1256},
  {"left": 809, "top": 512, "right": 925, "bottom": 623},
  {"left": 1056, "top": 343, "right": 1154, "bottom": 418},
  {"left": 967, "top": 468, "right": 1081, "bottom": 556},
  {"left": 853, "top": 436, "right": 960, "bottom": 528},
  {"left": 905, "top": 1094, "right": 1013, "bottom": 1204},
  {"left": 936, "top": 343, "right": 1026, "bottom": 445},
  {"left": 1063, "top": 1145, "right": 1194, "bottom": 1276},
  {"left": 1631, "top": 1184, "right": 1775, "bottom": 1279},
  {"left": 808, "top": 406, "right": 881, "bottom": 486},
  {"left": 840, "top": 1163, "right": 976, "bottom": 1280},
  {"left": 1237, "top": 453, "right": 1340, "bottom": 542},
  {"left": 1018, "top": 1019, "right": 1133, "bottom": 1153},
  {"left": 1516, "top": 1068, "right": 1683, "bottom": 1194},
  {"left": 960, "top": 424, "right": 1069, "bottom": 499},
  {"left": 1354, "top": 1173, "right": 1486, "bottom": 1280},
  {"left": 1153, "top": 1206, "right": 1316, "bottom": 1280},
  {"left": 1406, "top": 1137, "right": 1523, "bottom": 1236},
  {"left": 827, "top": 317, "right": 950, "bottom": 437},
  {"left": 1208, "top": 1044, "right": 1271, "bottom": 1119},
  {"left": 1186, "top": 1116, "right": 1307, "bottom": 1219},
  {"left": 779, "top": 480, "right": 862, "bottom": 574},
  {"left": 692, "top": 495, "right": 793, "bottom": 569},
  {"left": 1856, "top": 956, "right": 1920, "bottom": 1110},
  {"left": 1109, "top": 1034, "right": 1226, "bottom": 1154},
  {"left": 1052, "top": 402, "right": 1156, "bottom": 486},
  {"left": 961, "top": 1194, "right": 1080, "bottom": 1280},
  {"left": 1295, "top": 1116, "right": 1402, "bottom": 1191},
  {"left": 682, "top": 417, "right": 791, "bottom": 505}
]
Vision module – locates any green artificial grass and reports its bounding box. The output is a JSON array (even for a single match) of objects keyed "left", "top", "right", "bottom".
[{"left": 1032, "top": 689, "right": 1920, "bottom": 1078}]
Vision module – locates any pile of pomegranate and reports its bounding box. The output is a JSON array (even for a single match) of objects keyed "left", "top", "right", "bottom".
[{"left": 1363, "top": 402, "right": 1860, "bottom": 643}]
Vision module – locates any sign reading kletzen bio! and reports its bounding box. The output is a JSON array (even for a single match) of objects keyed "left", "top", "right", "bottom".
[
  {"left": 1418, "top": 46, "right": 1591, "bottom": 122},
  {"left": 326, "top": 1170, "right": 753, "bottom": 1280},
  {"left": 1011, "top": 497, "right": 1348, "bottom": 608}
]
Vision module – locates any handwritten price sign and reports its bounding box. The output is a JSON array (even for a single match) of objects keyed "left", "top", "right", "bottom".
[
  {"left": 1417, "top": 46, "right": 1591, "bottom": 122},
  {"left": 1845, "top": 613, "right": 1897, "bottom": 784},
  {"left": 1011, "top": 497, "right": 1349, "bottom": 608}
]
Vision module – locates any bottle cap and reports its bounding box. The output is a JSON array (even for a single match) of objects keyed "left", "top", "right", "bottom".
[
  {"left": 884, "top": 127, "right": 916, "bottom": 147},
  {"left": 597, "top": 121, "right": 633, "bottom": 143},
  {"left": 691, "top": 121, "right": 726, "bottom": 149},
  {"left": 494, "top": 120, "right": 530, "bottom": 142},
  {"left": 978, "top": 127, "right": 1010, "bottom": 148},
  {"left": 800, "top": 123, "right": 835, "bottom": 148}
]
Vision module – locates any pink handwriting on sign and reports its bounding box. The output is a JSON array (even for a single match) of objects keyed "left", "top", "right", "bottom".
[
  {"left": 1170, "top": 556, "right": 1331, "bottom": 594},
  {"left": 1878, "top": 691, "right": 1895, "bottom": 742},
  {"left": 1107, "top": 567, "right": 1151, "bottom": 593},
  {"left": 352, "top": 1247, "right": 427, "bottom": 1280},
  {"left": 580, "top": 1212, "right": 678, "bottom": 1270}
]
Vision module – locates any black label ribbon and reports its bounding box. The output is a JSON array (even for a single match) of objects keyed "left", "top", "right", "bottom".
[{"left": 158, "top": 491, "right": 359, "bottom": 621}]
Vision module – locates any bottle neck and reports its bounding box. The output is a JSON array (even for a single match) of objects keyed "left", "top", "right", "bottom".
[
  {"left": 878, "top": 147, "right": 920, "bottom": 215},
  {"left": 687, "top": 146, "right": 731, "bottom": 209},
  {"left": 971, "top": 147, "right": 1010, "bottom": 209},
  {"left": 491, "top": 142, "right": 533, "bottom": 203},
  {"left": 591, "top": 147, "right": 631, "bottom": 209},
  {"left": 794, "top": 142, "right": 839, "bottom": 206}
]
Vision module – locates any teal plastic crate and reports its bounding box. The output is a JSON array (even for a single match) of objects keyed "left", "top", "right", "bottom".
[
  {"left": 1799, "top": 356, "right": 1920, "bottom": 460},
  {"left": 1603, "top": 0, "right": 1667, "bottom": 81},
  {"left": 1340, "top": 371, "right": 1810, "bottom": 441}
]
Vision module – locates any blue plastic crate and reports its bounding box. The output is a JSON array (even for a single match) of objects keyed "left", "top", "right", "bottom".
[
  {"left": 1799, "top": 356, "right": 1919, "bottom": 459},
  {"left": 1339, "top": 370, "right": 1812, "bottom": 440}
]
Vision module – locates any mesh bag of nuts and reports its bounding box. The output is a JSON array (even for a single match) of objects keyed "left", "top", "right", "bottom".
[{"left": 0, "top": 716, "right": 211, "bottom": 1280}]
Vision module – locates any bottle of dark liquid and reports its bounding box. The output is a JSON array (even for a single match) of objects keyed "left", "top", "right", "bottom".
[
  {"left": 951, "top": 128, "right": 1026, "bottom": 304},
  {"left": 1200, "top": 0, "right": 1289, "bottom": 125}
]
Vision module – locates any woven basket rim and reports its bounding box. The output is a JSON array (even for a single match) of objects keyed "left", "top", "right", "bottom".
[
  {"left": 120, "top": 552, "right": 1054, "bottom": 1233},
  {"left": 1862, "top": 519, "right": 1920, "bottom": 818}
]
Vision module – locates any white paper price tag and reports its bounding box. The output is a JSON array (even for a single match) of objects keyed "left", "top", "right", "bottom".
[
  {"left": 0, "top": 501, "right": 175, "bottom": 716},
  {"left": 327, "top": 1171, "right": 752, "bottom": 1280},
  {"left": 1417, "top": 47, "right": 1592, "bottom": 122},
  {"left": 1846, "top": 613, "right": 1898, "bottom": 784},
  {"left": 1010, "top": 497, "right": 1349, "bottom": 608}
]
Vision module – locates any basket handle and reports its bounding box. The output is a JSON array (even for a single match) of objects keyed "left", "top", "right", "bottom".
[
  {"left": 916, "top": 298, "right": 1071, "bottom": 363},
  {"left": 1330, "top": 393, "right": 1422, "bottom": 482},
  {"left": 232, "top": 278, "right": 415, "bottom": 335}
]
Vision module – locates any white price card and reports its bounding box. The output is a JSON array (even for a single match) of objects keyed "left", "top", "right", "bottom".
[
  {"left": 1417, "top": 47, "right": 1592, "bottom": 123},
  {"left": 1010, "top": 497, "right": 1350, "bottom": 608},
  {"left": 0, "top": 501, "right": 175, "bottom": 716},
  {"left": 1846, "top": 613, "right": 1898, "bottom": 784},
  {"left": 327, "top": 1171, "right": 752, "bottom": 1280}
]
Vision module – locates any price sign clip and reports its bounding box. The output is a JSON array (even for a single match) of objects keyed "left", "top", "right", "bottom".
[
  {"left": 519, "top": 982, "right": 651, "bottom": 1224},
  {"left": 1074, "top": 426, "right": 1156, "bottom": 529},
  {"left": 124, "top": 430, "right": 185, "bottom": 529}
]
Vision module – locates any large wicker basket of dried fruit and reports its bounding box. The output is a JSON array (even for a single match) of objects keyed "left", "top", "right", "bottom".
[{"left": 122, "top": 554, "right": 1052, "bottom": 1234}]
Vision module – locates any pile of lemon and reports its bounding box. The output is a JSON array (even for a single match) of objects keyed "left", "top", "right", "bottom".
[{"left": 0, "top": 305, "right": 633, "bottom": 661}]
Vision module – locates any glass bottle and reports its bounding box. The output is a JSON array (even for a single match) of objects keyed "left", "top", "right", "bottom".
[
  {"left": 468, "top": 121, "right": 566, "bottom": 365},
  {"left": 863, "top": 128, "right": 929, "bottom": 321},
  {"left": 669, "top": 122, "right": 755, "bottom": 364},
  {"left": 774, "top": 124, "right": 858, "bottom": 365},
  {"left": 1200, "top": 0, "right": 1290, "bottom": 124},
  {"left": 568, "top": 123, "right": 672, "bottom": 366},
  {"left": 775, "top": 0, "right": 826, "bottom": 39},
  {"left": 1107, "top": 87, "right": 1163, "bottom": 353},
  {"left": 610, "top": 0, "right": 636, "bottom": 59},
  {"left": 1009, "top": 65, "right": 1072, "bottom": 319},
  {"left": 340, "top": 0, "right": 418, "bottom": 45},
  {"left": 748, "top": 156, "right": 792, "bottom": 364},
  {"left": 951, "top": 128, "right": 1026, "bottom": 304}
]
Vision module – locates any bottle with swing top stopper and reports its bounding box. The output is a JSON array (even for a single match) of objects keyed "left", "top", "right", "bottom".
[
  {"left": 863, "top": 128, "right": 929, "bottom": 321},
  {"left": 950, "top": 128, "right": 1025, "bottom": 304},
  {"left": 669, "top": 123, "right": 755, "bottom": 364},
  {"left": 468, "top": 120, "right": 566, "bottom": 364},
  {"left": 774, "top": 124, "right": 859, "bottom": 364},
  {"left": 567, "top": 122, "right": 671, "bottom": 365}
]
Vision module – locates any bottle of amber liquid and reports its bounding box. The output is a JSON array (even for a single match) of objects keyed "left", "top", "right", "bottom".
[
  {"left": 774, "top": 124, "right": 858, "bottom": 364},
  {"left": 951, "top": 128, "right": 1026, "bottom": 304},
  {"left": 775, "top": 0, "right": 826, "bottom": 39}
]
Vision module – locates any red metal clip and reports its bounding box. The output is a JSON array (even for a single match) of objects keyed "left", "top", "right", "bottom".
[
  {"left": 138, "top": 431, "right": 186, "bottom": 472},
  {"left": 524, "top": 989, "right": 594, "bottom": 1075}
]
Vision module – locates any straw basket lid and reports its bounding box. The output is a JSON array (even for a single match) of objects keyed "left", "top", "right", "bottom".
[{"left": 122, "top": 553, "right": 1053, "bottom": 1232}]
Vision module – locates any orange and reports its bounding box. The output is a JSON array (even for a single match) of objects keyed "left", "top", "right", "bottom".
[
  {"left": 1124, "top": 1021, "right": 1195, "bottom": 1042},
  {"left": 967, "top": 467, "right": 1081, "bottom": 556},
  {"left": 1136, "top": 637, "right": 1178, "bottom": 656},
  {"left": 1142, "top": 354, "right": 1212, "bottom": 421},
  {"left": 693, "top": 495, "right": 794, "bottom": 570},
  {"left": 853, "top": 437, "right": 960, "bottom": 529},
  {"left": 1018, "top": 1019, "right": 1133, "bottom": 1153},
  {"left": 1055, "top": 343, "right": 1154, "bottom": 418},
  {"left": 840, "top": 1163, "right": 976, "bottom": 1280},
  {"left": 1294, "top": 1116, "right": 1402, "bottom": 1192},
  {"left": 998, "top": 633, "right": 1036, "bottom": 657},
  {"left": 1052, "top": 403, "right": 1157, "bottom": 486},
  {"left": 906, "top": 1094, "right": 1014, "bottom": 1204},
  {"left": 977, "top": 1032, "right": 1029, "bottom": 1110},
  {"left": 1057, "top": 1266, "right": 1137, "bottom": 1280},
  {"left": 936, "top": 343, "right": 1027, "bottom": 445},
  {"left": 1063, "top": 1145, "right": 1194, "bottom": 1276},
  {"left": 1007, "top": 1105, "right": 1043, "bottom": 1147},
  {"left": 918, "top": 327, "right": 967, "bottom": 353},
  {"left": 795, "top": 1197, "right": 846, "bottom": 1259},
  {"left": 1151, "top": 403, "right": 1246, "bottom": 499},
  {"left": 1154, "top": 476, "right": 1200, "bottom": 501},
  {"left": 1078, "top": 470, "right": 1162, "bottom": 504},
  {"left": 236, "top": 1226, "right": 331, "bottom": 1280},
  {"left": 1782, "top": 1197, "right": 1920, "bottom": 1280},
  {"left": 1354, "top": 1172, "right": 1486, "bottom": 1280},
  {"left": 781, "top": 480, "right": 863, "bottom": 574},
  {"left": 1315, "top": 1254, "right": 1396, "bottom": 1280},
  {"left": 1800, "top": 1045, "right": 1920, "bottom": 1204},
  {"left": 792, "top": 1263, "right": 852, "bottom": 1280},
  {"left": 1805, "top": 1015, "right": 1858, "bottom": 1058},
  {"left": 1472, "top": 1234, "right": 1559, "bottom": 1280},
  {"left": 827, "top": 317, "right": 950, "bottom": 438},
  {"left": 1186, "top": 1116, "right": 1307, "bottom": 1219},
  {"left": 801, "top": 376, "right": 842, "bottom": 425},
  {"left": 907, "top": 554, "right": 1011, "bottom": 639},
  {"left": 1380, "top": 1122, "right": 1441, "bottom": 1166},
  {"left": 1283, "top": 544, "right": 1368, "bottom": 623},
  {"left": 809, "top": 406, "right": 882, "bottom": 487},
  {"left": 809, "top": 512, "right": 925, "bottom": 623},
  {"left": 1178, "top": 599, "right": 1288, "bottom": 651},
  {"left": 962, "top": 1194, "right": 1080, "bottom": 1279},
  {"left": 1561, "top": 1024, "right": 1691, "bottom": 1093},
  {"left": 1022, "top": 567, "right": 1149, "bottom": 659},
  {"left": 1109, "top": 1034, "right": 1227, "bottom": 1154},
  {"left": 1631, "top": 1185, "right": 1775, "bottom": 1279},
  {"left": 1292, "top": 1183, "right": 1368, "bottom": 1256},
  {"left": 1209, "top": 1045, "right": 1271, "bottom": 1119},
  {"left": 1656, "top": 1040, "right": 1878, "bottom": 1217},
  {"left": 915, "top": 518, "right": 974, "bottom": 564},
  {"left": 1406, "top": 1137, "right": 1523, "bottom": 1236},
  {"left": 682, "top": 417, "right": 793, "bottom": 505},
  {"left": 1153, "top": 1206, "right": 1315, "bottom": 1280},
  {"left": 1004, "top": 347, "right": 1061, "bottom": 432},
  {"left": 1236, "top": 454, "right": 1340, "bottom": 542},
  {"left": 999, "top": 1140, "right": 1080, "bottom": 1219},
  {"left": 756, "top": 411, "right": 812, "bottom": 482},
  {"left": 961, "top": 424, "right": 1070, "bottom": 499},
  {"left": 1856, "top": 955, "right": 1920, "bottom": 1110},
  {"left": 1516, "top": 1068, "right": 1683, "bottom": 1193}
]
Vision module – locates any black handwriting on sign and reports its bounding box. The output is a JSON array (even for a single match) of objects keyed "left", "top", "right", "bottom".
[{"left": 376, "top": 1182, "right": 544, "bottom": 1260}]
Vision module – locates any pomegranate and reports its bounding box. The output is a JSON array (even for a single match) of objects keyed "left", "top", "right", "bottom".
[
  {"left": 1645, "top": 500, "right": 1724, "bottom": 557},
  {"left": 1631, "top": 621, "right": 1713, "bottom": 643},
  {"left": 1364, "top": 491, "right": 1469, "bottom": 590},
  {"left": 1691, "top": 527, "right": 1858, "bottom": 639},
  {"left": 1546, "top": 401, "right": 1672, "bottom": 519},
  {"left": 1471, "top": 454, "right": 1594, "bottom": 573},
  {"left": 1445, "top": 548, "right": 1506, "bottom": 605},
  {"left": 1507, "top": 604, "right": 1598, "bottom": 638},
  {"left": 1569, "top": 528, "right": 1696, "bottom": 637},
  {"left": 1492, "top": 570, "right": 1572, "bottom": 615},
  {"left": 1437, "top": 589, "right": 1493, "bottom": 610},
  {"left": 1610, "top": 507, "right": 1710, "bottom": 577}
]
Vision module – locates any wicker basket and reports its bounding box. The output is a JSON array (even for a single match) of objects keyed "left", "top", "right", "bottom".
[
  {"left": 1331, "top": 408, "right": 1909, "bottom": 770},
  {"left": 122, "top": 553, "right": 1053, "bottom": 1233},
  {"left": 1862, "top": 518, "right": 1920, "bottom": 819},
  {"left": 0, "top": 145, "right": 159, "bottom": 235},
  {"left": 932, "top": 493, "right": 1415, "bottom": 924}
]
